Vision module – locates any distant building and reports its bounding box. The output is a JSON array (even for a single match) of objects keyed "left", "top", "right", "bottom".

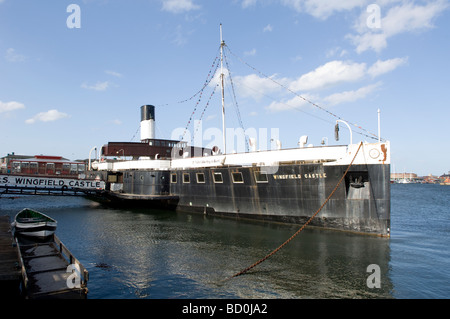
[
  {"left": 390, "top": 172, "right": 418, "bottom": 182},
  {"left": 422, "top": 174, "right": 439, "bottom": 184},
  {"left": 0, "top": 153, "right": 85, "bottom": 177}
]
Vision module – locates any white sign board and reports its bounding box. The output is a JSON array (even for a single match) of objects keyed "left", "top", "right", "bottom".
[{"left": 0, "top": 175, "right": 105, "bottom": 190}]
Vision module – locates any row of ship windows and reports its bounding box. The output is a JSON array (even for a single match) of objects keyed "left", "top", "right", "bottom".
[{"left": 171, "top": 171, "right": 269, "bottom": 184}]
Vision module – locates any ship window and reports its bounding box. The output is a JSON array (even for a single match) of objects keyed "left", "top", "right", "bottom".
[
  {"left": 12, "top": 162, "right": 21, "bottom": 173},
  {"left": 254, "top": 171, "right": 268, "bottom": 183},
  {"left": 171, "top": 173, "right": 177, "bottom": 183},
  {"left": 183, "top": 173, "right": 190, "bottom": 183},
  {"left": 213, "top": 172, "right": 223, "bottom": 183},
  {"left": 107, "top": 174, "right": 118, "bottom": 183},
  {"left": 196, "top": 173, "right": 205, "bottom": 183},
  {"left": 30, "top": 162, "right": 38, "bottom": 173},
  {"left": 232, "top": 172, "right": 244, "bottom": 183}
]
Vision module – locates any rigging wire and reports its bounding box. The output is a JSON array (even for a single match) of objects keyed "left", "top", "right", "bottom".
[
  {"left": 224, "top": 45, "right": 384, "bottom": 142},
  {"left": 223, "top": 48, "right": 249, "bottom": 152},
  {"left": 178, "top": 49, "right": 222, "bottom": 142},
  {"left": 156, "top": 46, "right": 221, "bottom": 108},
  {"left": 130, "top": 49, "right": 220, "bottom": 143},
  {"left": 130, "top": 125, "right": 140, "bottom": 142},
  {"left": 191, "top": 82, "right": 220, "bottom": 144}
]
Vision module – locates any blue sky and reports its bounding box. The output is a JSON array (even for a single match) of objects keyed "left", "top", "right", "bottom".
[{"left": 0, "top": 0, "right": 449, "bottom": 176}]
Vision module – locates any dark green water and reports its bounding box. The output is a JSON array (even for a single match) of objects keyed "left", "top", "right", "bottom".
[{"left": 1, "top": 184, "right": 449, "bottom": 298}]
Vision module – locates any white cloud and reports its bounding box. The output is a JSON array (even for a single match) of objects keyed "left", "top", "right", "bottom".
[
  {"left": 81, "top": 81, "right": 111, "bottom": 91},
  {"left": 287, "top": 58, "right": 405, "bottom": 92},
  {"left": 263, "top": 24, "right": 273, "bottom": 32},
  {"left": 0, "top": 101, "right": 25, "bottom": 113},
  {"left": 5, "top": 48, "right": 26, "bottom": 62},
  {"left": 241, "top": 0, "right": 258, "bottom": 9},
  {"left": 280, "top": 0, "right": 366, "bottom": 19},
  {"left": 161, "top": 0, "right": 200, "bottom": 14},
  {"left": 349, "top": 1, "right": 449, "bottom": 53},
  {"left": 289, "top": 60, "right": 367, "bottom": 91},
  {"left": 171, "top": 24, "right": 194, "bottom": 46},
  {"left": 302, "top": 0, "right": 367, "bottom": 19},
  {"left": 105, "top": 70, "right": 122, "bottom": 77},
  {"left": 230, "top": 55, "right": 406, "bottom": 112},
  {"left": 323, "top": 82, "right": 381, "bottom": 106},
  {"left": 265, "top": 94, "right": 315, "bottom": 112},
  {"left": 326, "top": 47, "right": 348, "bottom": 58},
  {"left": 241, "top": 56, "right": 406, "bottom": 112},
  {"left": 368, "top": 57, "right": 408, "bottom": 77},
  {"left": 25, "top": 109, "right": 70, "bottom": 124},
  {"left": 291, "top": 55, "right": 302, "bottom": 62},
  {"left": 244, "top": 48, "right": 257, "bottom": 56},
  {"left": 234, "top": 73, "right": 288, "bottom": 100},
  {"left": 382, "top": 1, "right": 447, "bottom": 36}
]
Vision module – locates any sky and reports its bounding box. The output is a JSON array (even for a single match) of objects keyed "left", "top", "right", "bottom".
[{"left": 0, "top": 0, "right": 449, "bottom": 176}]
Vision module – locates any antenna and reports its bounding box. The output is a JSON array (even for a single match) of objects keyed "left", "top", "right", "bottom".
[
  {"left": 220, "top": 23, "right": 226, "bottom": 154},
  {"left": 378, "top": 108, "right": 381, "bottom": 143}
]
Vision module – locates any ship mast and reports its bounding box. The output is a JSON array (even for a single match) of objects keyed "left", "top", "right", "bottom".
[{"left": 220, "top": 24, "right": 226, "bottom": 154}]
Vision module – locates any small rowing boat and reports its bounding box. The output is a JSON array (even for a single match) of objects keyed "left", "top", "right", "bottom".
[{"left": 13, "top": 208, "right": 57, "bottom": 238}]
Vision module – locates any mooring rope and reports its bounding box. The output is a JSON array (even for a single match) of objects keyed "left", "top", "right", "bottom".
[{"left": 228, "top": 142, "right": 363, "bottom": 279}]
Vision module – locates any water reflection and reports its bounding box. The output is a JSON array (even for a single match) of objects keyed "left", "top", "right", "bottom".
[
  {"left": 0, "top": 196, "right": 393, "bottom": 299},
  {"left": 80, "top": 206, "right": 393, "bottom": 298}
]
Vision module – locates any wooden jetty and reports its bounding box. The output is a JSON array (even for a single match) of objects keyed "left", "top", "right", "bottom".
[
  {"left": 16, "top": 235, "right": 89, "bottom": 299},
  {"left": 0, "top": 216, "right": 22, "bottom": 298}
]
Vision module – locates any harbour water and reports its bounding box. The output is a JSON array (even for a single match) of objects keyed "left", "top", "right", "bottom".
[{"left": 1, "top": 184, "right": 449, "bottom": 299}]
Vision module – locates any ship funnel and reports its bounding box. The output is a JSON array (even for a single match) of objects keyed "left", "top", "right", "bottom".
[{"left": 140, "top": 105, "right": 155, "bottom": 141}]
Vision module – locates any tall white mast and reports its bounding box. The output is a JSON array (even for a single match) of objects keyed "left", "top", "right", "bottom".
[{"left": 220, "top": 24, "right": 226, "bottom": 154}]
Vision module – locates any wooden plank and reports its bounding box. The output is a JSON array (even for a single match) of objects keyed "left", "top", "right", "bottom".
[
  {"left": 0, "top": 216, "right": 22, "bottom": 298},
  {"left": 0, "top": 216, "right": 21, "bottom": 280}
]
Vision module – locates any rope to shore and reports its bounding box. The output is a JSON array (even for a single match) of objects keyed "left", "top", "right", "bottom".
[{"left": 228, "top": 142, "right": 363, "bottom": 280}]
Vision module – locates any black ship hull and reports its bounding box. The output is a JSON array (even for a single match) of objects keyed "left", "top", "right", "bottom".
[{"left": 115, "top": 162, "right": 390, "bottom": 236}]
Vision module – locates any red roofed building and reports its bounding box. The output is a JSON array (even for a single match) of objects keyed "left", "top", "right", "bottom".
[{"left": 1, "top": 154, "right": 86, "bottom": 177}]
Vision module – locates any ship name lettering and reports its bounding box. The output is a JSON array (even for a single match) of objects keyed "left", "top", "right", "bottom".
[
  {"left": 304, "top": 173, "right": 327, "bottom": 179},
  {"left": 273, "top": 174, "right": 302, "bottom": 180},
  {"left": 273, "top": 173, "right": 327, "bottom": 180}
]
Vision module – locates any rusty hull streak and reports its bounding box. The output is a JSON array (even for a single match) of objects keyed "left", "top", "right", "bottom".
[{"left": 380, "top": 144, "right": 387, "bottom": 163}]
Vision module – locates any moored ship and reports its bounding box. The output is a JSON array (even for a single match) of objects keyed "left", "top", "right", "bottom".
[
  {"left": 93, "top": 116, "right": 390, "bottom": 237},
  {"left": 91, "top": 28, "right": 391, "bottom": 237}
]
